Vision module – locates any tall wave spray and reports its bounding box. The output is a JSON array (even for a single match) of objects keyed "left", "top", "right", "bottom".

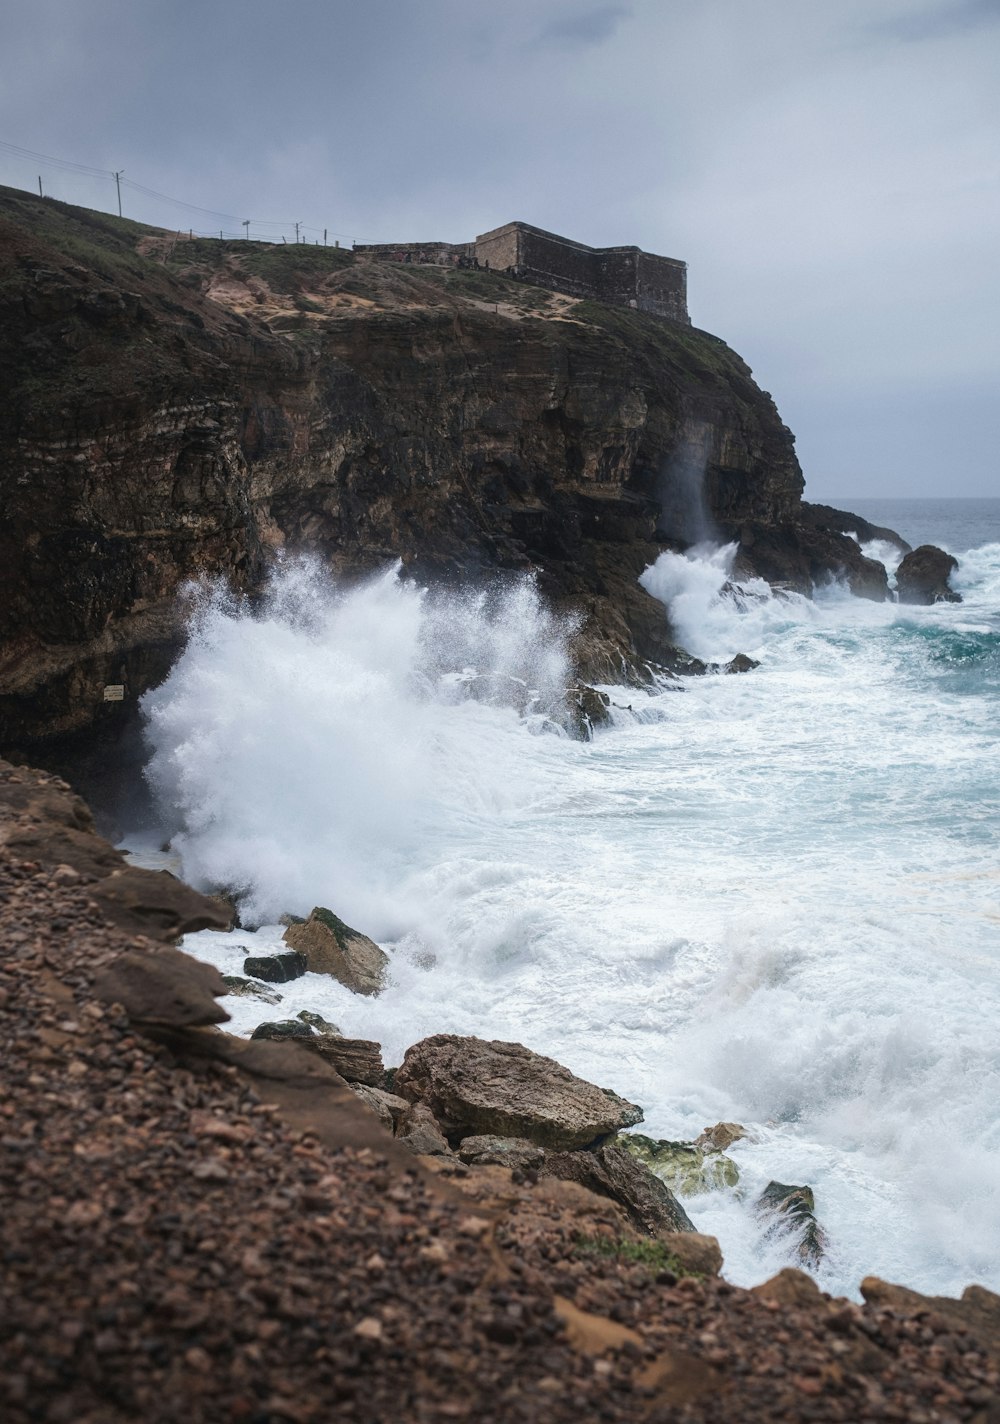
[
  {"left": 153, "top": 534, "right": 1000, "bottom": 1298},
  {"left": 142, "top": 560, "right": 577, "bottom": 930}
]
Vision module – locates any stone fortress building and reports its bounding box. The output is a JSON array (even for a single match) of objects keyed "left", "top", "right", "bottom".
[{"left": 354, "top": 221, "right": 689, "bottom": 324}]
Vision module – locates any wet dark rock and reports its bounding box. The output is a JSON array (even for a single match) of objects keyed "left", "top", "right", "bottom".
[
  {"left": 723, "top": 654, "right": 759, "bottom": 674},
  {"left": 798, "top": 501, "right": 911, "bottom": 555},
  {"left": 296, "top": 1008, "right": 342, "bottom": 1035},
  {"left": 565, "top": 685, "right": 613, "bottom": 739},
  {"left": 756, "top": 1181, "right": 827, "bottom": 1267},
  {"left": 896, "top": 544, "right": 962, "bottom": 604},
  {"left": 243, "top": 950, "right": 307, "bottom": 984},
  {"left": 250, "top": 1019, "right": 315, "bottom": 1042}
]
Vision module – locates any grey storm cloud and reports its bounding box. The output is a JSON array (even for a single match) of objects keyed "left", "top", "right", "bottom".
[{"left": 1, "top": 0, "right": 998, "bottom": 498}]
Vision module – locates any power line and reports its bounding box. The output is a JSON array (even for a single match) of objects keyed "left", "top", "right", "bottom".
[
  {"left": 0, "top": 137, "right": 360, "bottom": 244},
  {"left": 0, "top": 139, "right": 112, "bottom": 181}
]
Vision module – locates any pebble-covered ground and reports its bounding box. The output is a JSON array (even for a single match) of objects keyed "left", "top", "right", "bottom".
[{"left": 2, "top": 761, "right": 999, "bottom": 1423}]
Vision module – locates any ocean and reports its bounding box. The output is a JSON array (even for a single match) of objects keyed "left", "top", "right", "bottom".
[{"left": 127, "top": 496, "right": 1000, "bottom": 1300}]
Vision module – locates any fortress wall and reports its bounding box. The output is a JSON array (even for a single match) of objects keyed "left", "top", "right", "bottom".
[
  {"left": 353, "top": 241, "right": 473, "bottom": 265},
  {"left": 358, "top": 223, "right": 689, "bottom": 322},
  {"left": 517, "top": 226, "right": 598, "bottom": 296},
  {"left": 474, "top": 224, "right": 521, "bottom": 272},
  {"left": 596, "top": 247, "right": 641, "bottom": 307},
  {"left": 635, "top": 251, "right": 689, "bottom": 323}
]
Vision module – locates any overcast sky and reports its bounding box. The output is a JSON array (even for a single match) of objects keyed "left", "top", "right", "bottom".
[{"left": 2, "top": 0, "right": 998, "bottom": 500}]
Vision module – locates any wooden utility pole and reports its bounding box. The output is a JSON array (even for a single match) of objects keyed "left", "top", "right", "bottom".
[
  {"left": 294, "top": 221, "right": 301, "bottom": 244},
  {"left": 113, "top": 170, "right": 123, "bottom": 217},
  {"left": 323, "top": 228, "right": 327, "bottom": 246},
  {"left": 243, "top": 220, "right": 250, "bottom": 239},
  {"left": 38, "top": 175, "right": 42, "bottom": 197}
]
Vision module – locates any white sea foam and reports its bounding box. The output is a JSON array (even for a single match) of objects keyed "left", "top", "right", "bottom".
[{"left": 137, "top": 541, "right": 1000, "bottom": 1299}]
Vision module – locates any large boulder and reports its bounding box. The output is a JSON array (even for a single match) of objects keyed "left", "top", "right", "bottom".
[
  {"left": 896, "top": 544, "right": 961, "bottom": 604},
  {"left": 282, "top": 907, "right": 388, "bottom": 996},
  {"left": 541, "top": 1144, "right": 694, "bottom": 1236},
  {"left": 393, "top": 1035, "right": 643, "bottom": 1150}
]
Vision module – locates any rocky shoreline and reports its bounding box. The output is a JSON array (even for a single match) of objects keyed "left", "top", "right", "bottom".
[{"left": 3, "top": 757, "right": 999, "bottom": 1423}]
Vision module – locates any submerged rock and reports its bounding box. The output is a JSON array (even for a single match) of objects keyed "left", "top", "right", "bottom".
[
  {"left": 541, "top": 1144, "right": 694, "bottom": 1236},
  {"left": 756, "top": 1180, "right": 827, "bottom": 1268},
  {"left": 565, "top": 685, "right": 613, "bottom": 739},
  {"left": 896, "top": 544, "right": 962, "bottom": 604},
  {"left": 296, "top": 1009, "right": 342, "bottom": 1035},
  {"left": 393, "top": 1034, "right": 643, "bottom": 1150},
  {"left": 723, "top": 653, "right": 759, "bottom": 674},
  {"left": 221, "top": 973, "right": 283, "bottom": 1005},
  {"left": 621, "top": 1133, "right": 740, "bottom": 1196},
  {"left": 282, "top": 907, "right": 388, "bottom": 996},
  {"left": 243, "top": 950, "right": 307, "bottom": 984}
]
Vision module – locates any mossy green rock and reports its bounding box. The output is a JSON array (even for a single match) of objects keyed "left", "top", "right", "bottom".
[
  {"left": 282, "top": 906, "right": 388, "bottom": 996},
  {"left": 621, "top": 1133, "right": 740, "bottom": 1197}
]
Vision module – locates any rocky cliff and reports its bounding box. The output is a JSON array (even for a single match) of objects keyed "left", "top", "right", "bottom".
[{"left": 0, "top": 186, "right": 885, "bottom": 756}]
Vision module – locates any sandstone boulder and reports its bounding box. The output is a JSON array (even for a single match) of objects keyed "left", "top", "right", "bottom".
[
  {"left": 393, "top": 1035, "right": 643, "bottom": 1149},
  {"left": 541, "top": 1145, "right": 694, "bottom": 1236},
  {"left": 397, "top": 1102, "right": 453, "bottom": 1156},
  {"left": 660, "top": 1231, "right": 724, "bottom": 1277},
  {"left": 282, "top": 907, "right": 388, "bottom": 996},
  {"left": 896, "top": 544, "right": 961, "bottom": 604},
  {"left": 458, "top": 1135, "right": 546, "bottom": 1171},
  {"left": 695, "top": 1121, "right": 747, "bottom": 1152},
  {"left": 306, "top": 1036, "right": 385, "bottom": 1087},
  {"left": 350, "top": 1083, "right": 411, "bottom": 1133}
]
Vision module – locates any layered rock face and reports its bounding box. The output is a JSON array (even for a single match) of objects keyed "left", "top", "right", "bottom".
[{"left": 0, "top": 187, "right": 886, "bottom": 754}]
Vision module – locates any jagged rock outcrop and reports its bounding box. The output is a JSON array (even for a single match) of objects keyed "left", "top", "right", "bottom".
[
  {"left": 896, "top": 544, "right": 962, "bottom": 604},
  {"left": 0, "top": 186, "right": 902, "bottom": 759},
  {"left": 541, "top": 1143, "right": 695, "bottom": 1236},
  {"left": 393, "top": 1034, "right": 644, "bottom": 1149}
]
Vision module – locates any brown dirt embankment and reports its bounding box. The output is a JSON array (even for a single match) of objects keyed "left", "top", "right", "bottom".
[{"left": 2, "top": 758, "right": 998, "bottom": 1423}]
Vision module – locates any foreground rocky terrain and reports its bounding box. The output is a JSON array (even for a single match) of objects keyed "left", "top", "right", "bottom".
[
  {"left": 3, "top": 758, "right": 1000, "bottom": 1423},
  {"left": 0, "top": 185, "right": 897, "bottom": 761}
]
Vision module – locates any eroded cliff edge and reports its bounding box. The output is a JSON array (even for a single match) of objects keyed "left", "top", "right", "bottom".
[{"left": 0, "top": 186, "right": 884, "bottom": 753}]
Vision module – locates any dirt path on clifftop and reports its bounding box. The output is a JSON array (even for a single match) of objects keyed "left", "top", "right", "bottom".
[{"left": 2, "top": 759, "right": 1000, "bottom": 1423}]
